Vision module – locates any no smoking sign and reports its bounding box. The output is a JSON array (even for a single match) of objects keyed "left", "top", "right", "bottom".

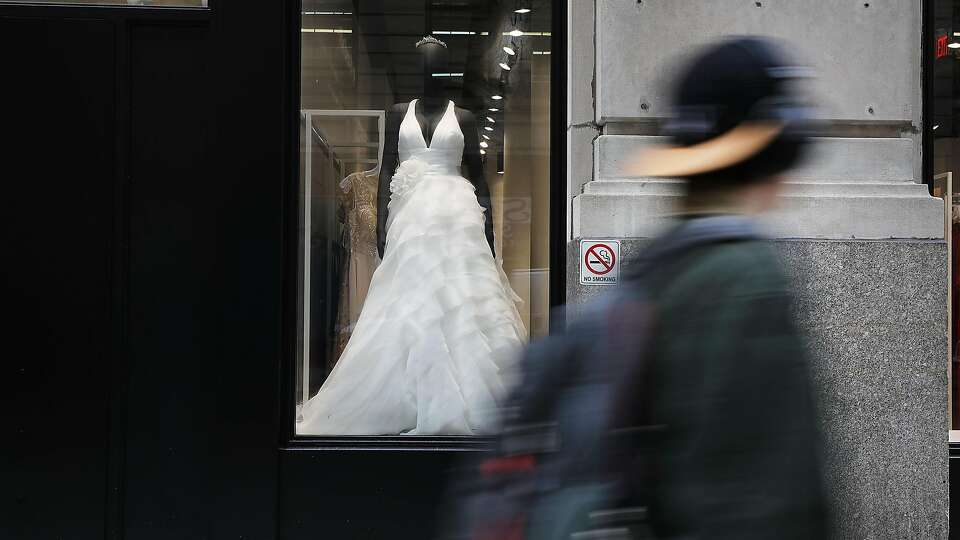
[{"left": 580, "top": 239, "right": 620, "bottom": 285}]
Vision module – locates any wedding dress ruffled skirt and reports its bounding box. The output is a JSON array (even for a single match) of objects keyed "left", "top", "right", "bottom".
[{"left": 298, "top": 162, "right": 527, "bottom": 435}]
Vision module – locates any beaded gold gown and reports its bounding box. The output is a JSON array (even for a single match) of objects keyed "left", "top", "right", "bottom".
[{"left": 332, "top": 171, "right": 381, "bottom": 365}]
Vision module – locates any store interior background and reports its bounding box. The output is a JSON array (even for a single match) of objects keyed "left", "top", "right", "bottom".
[{"left": 298, "top": 0, "right": 553, "bottom": 399}]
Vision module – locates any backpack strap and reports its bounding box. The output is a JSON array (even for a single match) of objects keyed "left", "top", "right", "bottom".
[{"left": 605, "top": 216, "right": 765, "bottom": 494}]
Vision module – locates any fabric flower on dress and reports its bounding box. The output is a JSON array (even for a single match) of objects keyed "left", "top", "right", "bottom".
[{"left": 390, "top": 157, "right": 428, "bottom": 199}]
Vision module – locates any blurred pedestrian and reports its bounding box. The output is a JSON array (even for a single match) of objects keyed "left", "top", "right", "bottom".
[
  {"left": 438, "top": 36, "right": 829, "bottom": 540},
  {"left": 613, "top": 36, "right": 830, "bottom": 539}
]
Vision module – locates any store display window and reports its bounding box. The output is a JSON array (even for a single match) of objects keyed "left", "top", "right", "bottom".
[{"left": 294, "top": 1, "right": 556, "bottom": 436}]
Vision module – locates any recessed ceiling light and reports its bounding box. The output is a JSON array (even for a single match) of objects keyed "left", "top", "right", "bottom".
[
  {"left": 301, "top": 28, "right": 353, "bottom": 33},
  {"left": 515, "top": 8, "right": 531, "bottom": 14},
  {"left": 482, "top": 134, "right": 491, "bottom": 140},
  {"left": 486, "top": 116, "right": 496, "bottom": 123},
  {"left": 497, "top": 171, "right": 505, "bottom": 175},
  {"left": 491, "top": 95, "right": 503, "bottom": 100},
  {"left": 480, "top": 142, "right": 489, "bottom": 148},
  {"left": 950, "top": 42, "right": 960, "bottom": 49},
  {"left": 503, "top": 46, "right": 516, "bottom": 55},
  {"left": 934, "top": 124, "right": 941, "bottom": 130},
  {"left": 499, "top": 62, "right": 511, "bottom": 70},
  {"left": 484, "top": 126, "right": 494, "bottom": 131},
  {"left": 488, "top": 108, "right": 499, "bottom": 112},
  {"left": 508, "top": 29, "right": 524, "bottom": 37},
  {"left": 480, "top": 149, "right": 486, "bottom": 155}
]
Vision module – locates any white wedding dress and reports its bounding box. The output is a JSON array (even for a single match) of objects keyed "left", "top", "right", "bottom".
[{"left": 298, "top": 99, "right": 527, "bottom": 435}]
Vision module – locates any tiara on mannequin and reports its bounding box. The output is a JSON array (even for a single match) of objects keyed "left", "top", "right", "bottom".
[{"left": 416, "top": 35, "right": 448, "bottom": 49}]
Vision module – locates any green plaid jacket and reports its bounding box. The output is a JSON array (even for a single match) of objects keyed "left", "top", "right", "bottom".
[{"left": 639, "top": 234, "right": 830, "bottom": 539}]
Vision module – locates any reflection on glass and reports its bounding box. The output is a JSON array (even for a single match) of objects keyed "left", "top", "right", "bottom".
[{"left": 296, "top": 0, "right": 553, "bottom": 436}]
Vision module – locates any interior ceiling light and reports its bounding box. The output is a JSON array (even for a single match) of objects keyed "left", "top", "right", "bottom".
[
  {"left": 484, "top": 126, "right": 494, "bottom": 131},
  {"left": 301, "top": 28, "right": 353, "bottom": 33},
  {"left": 482, "top": 134, "right": 491, "bottom": 140},
  {"left": 499, "top": 62, "right": 512, "bottom": 71},
  {"left": 503, "top": 46, "right": 516, "bottom": 55},
  {"left": 480, "top": 149, "right": 487, "bottom": 155},
  {"left": 480, "top": 142, "right": 489, "bottom": 148},
  {"left": 302, "top": 11, "right": 353, "bottom": 15},
  {"left": 491, "top": 95, "right": 503, "bottom": 100},
  {"left": 934, "top": 124, "right": 941, "bottom": 130},
  {"left": 532, "top": 51, "right": 551, "bottom": 55},
  {"left": 515, "top": 8, "right": 531, "bottom": 14},
  {"left": 950, "top": 42, "right": 960, "bottom": 49},
  {"left": 486, "top": 116, "right": 496, "bottom": 123},
  {"left": 504, "top": 31, "right": 550, "bottom": 36},
  {"left": 432, "top": 30, "right": 490, "bottom": 36},
  {"left": 488, "top": 108, "right": 500, "bottom": 112}
]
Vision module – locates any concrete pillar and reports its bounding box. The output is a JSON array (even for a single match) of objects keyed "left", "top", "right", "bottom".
[
  {"left": 569, "top": 1, "right": 948, "bottom": 537},
  {"left": 566, "top": 0, "right": 599, "bottom": 240}
]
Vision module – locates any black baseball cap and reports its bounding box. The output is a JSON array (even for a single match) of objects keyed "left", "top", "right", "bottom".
[{"left": 626, "top": 36, "right": 814, "bottom": 179}]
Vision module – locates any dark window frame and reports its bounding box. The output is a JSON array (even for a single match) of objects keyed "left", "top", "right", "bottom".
[{"left": 280, "top": 0, "right": 569, "bottom": 450}]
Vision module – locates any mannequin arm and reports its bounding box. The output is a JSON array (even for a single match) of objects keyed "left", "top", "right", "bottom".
[
  {"left": 458, "top": 109, "right": 496, "bottom": 258},
  {"left": 377, "top": 105, "right": 404, "bottom": 258}
]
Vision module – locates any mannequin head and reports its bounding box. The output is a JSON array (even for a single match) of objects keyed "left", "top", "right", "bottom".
[{"left": 416, "top": 37, "right": 450, "bottom": 100}]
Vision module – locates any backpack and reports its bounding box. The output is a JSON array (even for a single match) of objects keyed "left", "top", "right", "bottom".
[{"left": 438, "top": 217, "right": 762, "bottom": 540}]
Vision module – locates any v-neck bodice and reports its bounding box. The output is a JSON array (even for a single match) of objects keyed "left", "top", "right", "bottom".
[{"left": 398, "top": 99, "right": 464, "bottom": 170}]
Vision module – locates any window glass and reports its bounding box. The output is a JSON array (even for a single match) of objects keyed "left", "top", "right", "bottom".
[
  {"left": 934, "top": 0, "right": 960, "bottom": 431},
  {"left": 296, "top": 0, "right": 554, "bottom": 436}
]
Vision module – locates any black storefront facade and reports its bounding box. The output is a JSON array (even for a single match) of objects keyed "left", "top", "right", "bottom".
[
  {"left": 7, "top": 1, "right": 960, "bottom": 538},
  {"left": 4, "top": 1, "right": 567, "bottom": 538}
]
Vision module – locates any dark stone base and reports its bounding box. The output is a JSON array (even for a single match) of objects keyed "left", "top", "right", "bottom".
[{"left": 567, "top": 238, "right": 949, "bottom": 539}]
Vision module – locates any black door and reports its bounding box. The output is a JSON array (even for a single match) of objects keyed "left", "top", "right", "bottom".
[{"left": 4, "top": 2, "right": 287, "bottom": 537}]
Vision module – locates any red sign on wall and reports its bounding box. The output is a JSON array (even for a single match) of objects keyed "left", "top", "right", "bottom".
[{"left": 938, "top": 35, "right": 950, "bottom": 59}]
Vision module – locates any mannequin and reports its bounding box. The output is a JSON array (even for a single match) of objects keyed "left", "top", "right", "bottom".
[
  {"left": 376, "top": 39, "right": 495, "bottom": 258},
  {"left": 297, "top": 36, "right": 527, "bottom": 436}
]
